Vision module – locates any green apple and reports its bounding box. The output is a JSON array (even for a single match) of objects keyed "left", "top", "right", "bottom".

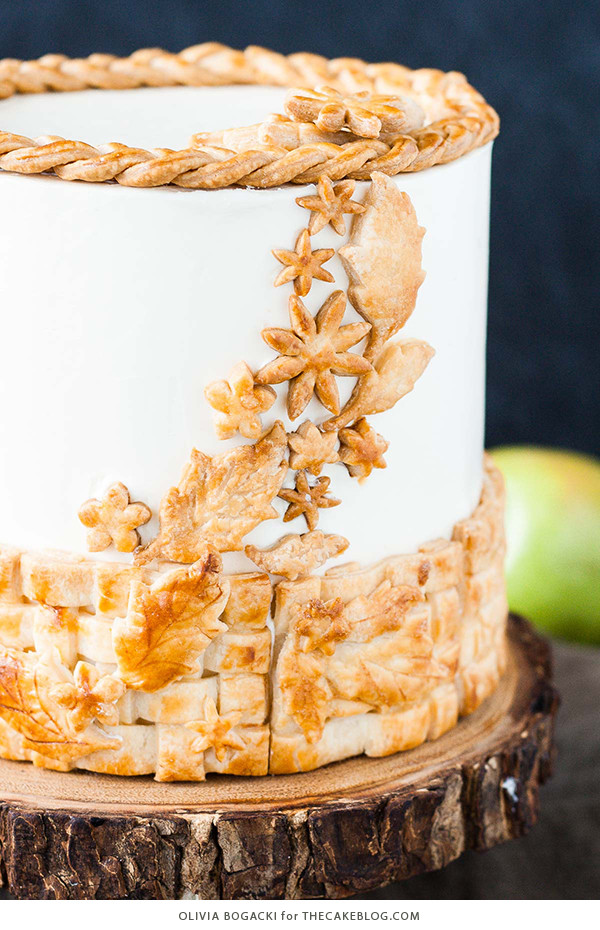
[{"left": 489, "top": 446, "right": 600, "bottom": 644}]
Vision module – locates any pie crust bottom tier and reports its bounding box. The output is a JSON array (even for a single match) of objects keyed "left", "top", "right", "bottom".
[{"left": 0, "top": 456, "right": 506, "bottom": 780}]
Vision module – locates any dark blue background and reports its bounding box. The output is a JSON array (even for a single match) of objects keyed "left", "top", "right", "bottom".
[{"left": 1, "top": 0, "right": 598, "bottom": 455}]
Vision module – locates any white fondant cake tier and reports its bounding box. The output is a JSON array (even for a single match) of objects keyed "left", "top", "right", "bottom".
[{"left": 0, "top": 86, "right": 491, "bottom": 570}]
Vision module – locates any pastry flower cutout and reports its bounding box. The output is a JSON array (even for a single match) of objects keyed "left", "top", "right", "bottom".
[
  {"left": 296, "top": 176, "right": 365, "bottom": 236},
  {"left": 204, "top": 361, "right": 276, "bottom": 440},
  {"left": 185, "top": 697, "right": 245, "bottom": 762},
  {"left": 285, "top": 85, "right": 417, "bottom": 138},
  {"left": 279, "top": 470, "right": 340, "bottom": 531},
  {"left": 256, "top": 290, "right": 371, "bottom": 420},
  {"left": 339, "top": 417, "right": 389, "bottom": 481},
  {"left": 51, "top": 661, "right": 126, "bottom": 733},
  {"left": 273, "top": 228, "right": 334, "bottom": 296},
  {"left": 287, "top": 420, "right": 339, "bottom": 476},
  {"left": 78, "top": 482, "right": 151, "bottom": 553}
]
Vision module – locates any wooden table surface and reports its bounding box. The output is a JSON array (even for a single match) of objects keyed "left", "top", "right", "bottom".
[
  {"left": 358, "top": 637, "right": 600, "bottom": 900},
  {"left": 1, "top": 637, "right": 598, "bottom": 901}
]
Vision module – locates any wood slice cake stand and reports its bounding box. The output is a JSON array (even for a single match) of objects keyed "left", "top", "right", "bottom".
[{"left": 0, "top": 615, "right": 558, "bottom": 900}]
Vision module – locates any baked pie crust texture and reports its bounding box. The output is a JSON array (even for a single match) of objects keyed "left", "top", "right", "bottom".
[
  {"left": 0, "top": 43, "right": 499, "bottom": 189},
  {"left": 0, "top": 458, "right": 507, "bottom": 778},
  {"left": 0, "top": 56, "right": 506, "bottom": 778}
]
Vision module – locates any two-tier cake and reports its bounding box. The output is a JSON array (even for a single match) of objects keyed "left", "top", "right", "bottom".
[{"left": 0, "top": 43, "right": 505, "bottom": 779}]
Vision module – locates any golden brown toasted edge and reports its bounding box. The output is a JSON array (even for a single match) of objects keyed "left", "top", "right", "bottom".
[
  {"left": 269, "top": 457, "right": 507, "bottom": 774},
  {"left": 0, "top": 458, "right": 506, "bottom": 779},
  {"left": 0, "top": 45, "right": 499, "bottom": 189}
]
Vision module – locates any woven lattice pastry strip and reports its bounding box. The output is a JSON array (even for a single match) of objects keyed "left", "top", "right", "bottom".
[{"left": 0, "top": 457, "right": 508, "bottom": 780}]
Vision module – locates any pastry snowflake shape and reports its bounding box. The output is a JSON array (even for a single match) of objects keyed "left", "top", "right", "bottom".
[
  {"left": 296, "top": 176, "right": 365, "bottom": 236},
  {"left": 278, "top": 470, "right": 340, "bottom": 531},
  {"left": 287, "top": 420, "right": 339, "bottom": 476},
  {"left": 51, "top": 661, "right": 126, "bottom": 733},
  {"left": 185, "top": 697, "right": 245, "bottom": 762},
  {"left": 204, "top": 360, "right": 277, "bottom": 440},
  {"left": 78, "top": 482, "right": 151, "bottom": 553},
  {"left": 338, "top": 417, "right": 389, "bottom": 480},
  {"left": 256, "top": 290, "right": 371, "bottom": 420},
  {"left": 273, "top": 228, "right": 334, "bottom": 296},
  {"left": 285, "top": 85, "right": 416, "bottom": 138}
]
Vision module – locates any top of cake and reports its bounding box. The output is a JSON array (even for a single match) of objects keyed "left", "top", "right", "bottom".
[{"left": 0, "top": 43, "right": 498, "bottom": 190}]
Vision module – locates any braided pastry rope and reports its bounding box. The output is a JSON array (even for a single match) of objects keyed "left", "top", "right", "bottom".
[{"left": 0, "top": 43, "right": 499, "bottom": 190}]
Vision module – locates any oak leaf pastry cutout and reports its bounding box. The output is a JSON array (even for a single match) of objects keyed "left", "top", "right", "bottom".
[
  {"left": 135, "top": 421, "right": 288, "bottom": 564},
  {"left": 78, "top": 482, "right": 151, "bottom": 553},
  {"left": 273, "top": 228, "right": 335, "bottom": 296},
  {"left": 204, "top": 361, "right": 276, "bottom": 440},
  {"left": 51, "top": 661, "right": 126, "bottom": 733},
  {"left": 279, "top": 471, "right": 341, "bottom": 531},
  {"left": 338, "top": 417, "right": 389, "bottom": 481},
  {"left": 245, "top": 530, "right": 349, "bottom": 580},
  {"left": 285, "top": 86, "right": 423, "bottom": 138},
  {"left": 339, "top": 172, "right": 426, "bottom": 361},
  {"left": 287, "top": 420, "right": 339, "bottom": 475},
  {"left": 185, "top": 696, "right": 245, "bottom": 762},
  {"left": 293, "top": 597, "right": 350, "bottom": 657},
  {"left": 296, "top": 176, "right": 365, "bottom": 236},
  {"left": 255, "top": 291, "right": 371, "bottom": 420},
  {"left": 323, "top": 339, "right": 435, "bottom": 431},
  {"left": 0, "top": 646, "right": 120, "bottom": 764},
  {"left": 113, "top": 548, "right": 230, "bottom": 692}
]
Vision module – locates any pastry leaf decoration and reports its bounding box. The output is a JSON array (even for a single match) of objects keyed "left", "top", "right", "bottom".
[
  {"left": 0, "top": 647, "right": 120, "bottom": 763},
  {"left": 136, "top": 421, "right": 288, "bottom": 564},
  {"left": 113, "top": 548, "right": 230, "bottom": 692},
  {"left": 245, "top": 530, "right": 349, "bottom": 580},
  {"left": 339, "top": 172, "right": 426, "bottom": 361},
  {"left": 279, "top": 649, "right": 332, "bottom": 743},
  {"left": 323, "top": 339, "right": 434, "bottom": 431}
]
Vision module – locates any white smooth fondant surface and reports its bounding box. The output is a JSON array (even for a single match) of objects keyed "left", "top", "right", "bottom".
[{"left": 0, "top": 86, "right": 492, "bottom": 571}]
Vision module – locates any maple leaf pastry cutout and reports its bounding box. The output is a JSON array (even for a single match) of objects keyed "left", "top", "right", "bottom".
[
  {"left": 135, "top": 421, "right": 288, "bottom": 564},
  {"left": 255, "top": 291, "right": 371, "bottom": 420},
  {"left": 204, "top": 360, "right": 276, "bottom": 440},
  {"left": 285, "top": 86, "right": 424, "bottom": 138},
  {"left": 339, "top": 172, "right": 426, "bottom": 361},
  {"left": 273, "top": 228, "right": 334, "bottom": 296},
  {"left": 293, "top": 596, "right": 350, "bottom": 656},
  {"left": 186, "top": 696, "right": 245, "bottom": 762},
  {"left": 51, "top": 661, "right": 126, "bottom": 732},
  {"left": 78, "top": 482, "right": 151, "bottom": 553},
  {"left": 296, "top": 176, "right": 365, "bottom": 236},
  {"left": 338, "top": 417, "right": 389, "bottom": 481},
  {"left": 287, "top": 420, "right": 339, "bottom": 475},
  {"left": 278, "top": 470, "right": 340, "bottom": 531}
]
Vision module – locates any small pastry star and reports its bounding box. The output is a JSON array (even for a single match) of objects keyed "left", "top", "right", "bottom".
[
  {"left": 279, "top": 470, "right": 340, "bottom": 531},
  {"left": 272, "top": 228, "right": 335, "bottom": 296},
  {"left": 338, "top": 417, "right": 389, "bottom": 481},
  {"left": 296, "top": 176, "right": 366, "bottom": 236},
  {"left": 204, "top": 360, "right": 276, "bottom": 440},
  {"left": 185, "top": 697, "right": 245, "bottom": 762},
  {"left": 78, "top": 482, "right": 152, "bottom": 553},
  {"left": 255, "top": 290, "right": 371, "bottom": 420}
]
